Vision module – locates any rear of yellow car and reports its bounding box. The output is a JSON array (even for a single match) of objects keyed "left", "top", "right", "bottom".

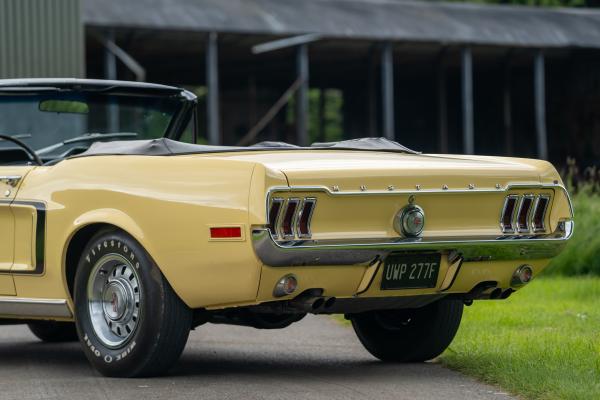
[{"left": 236, "top": 150, "right": 573, "bottom": 363}]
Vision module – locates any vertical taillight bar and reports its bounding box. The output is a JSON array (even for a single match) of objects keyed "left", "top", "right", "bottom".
[
  {"left": 268, "top": 198, "right": 283, "bottom": 239},
  {"left": 501, "top": 195, "right": 519, "bottom": 233},
  {"left": 532, "top": 195, "right": 549, "bottom": 232},
  {"left": 281, "top": 198, "right": 300, "bottom": 239},
  {"left": 297, "top": 198, "right": 316, "bottom": 238},
  {"left": 516, "top": 195, "right": 534, "bottom": 232}
]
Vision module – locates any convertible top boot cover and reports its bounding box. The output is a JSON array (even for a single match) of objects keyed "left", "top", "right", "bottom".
[{"left": 77, "top": 137, "right": 418, "bottom": 158}]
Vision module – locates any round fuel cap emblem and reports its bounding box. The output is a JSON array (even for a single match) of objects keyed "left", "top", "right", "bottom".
[{"left": 394, "top": 205, "right": 425, "bottom": 237}]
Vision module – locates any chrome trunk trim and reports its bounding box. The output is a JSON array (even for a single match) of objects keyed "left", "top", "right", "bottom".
[
  {"left": 0, "top": 297, "right": 72, "bottom": 318},
  {"left": 251, "top": 221, "right": 573, "bottom": 267}
]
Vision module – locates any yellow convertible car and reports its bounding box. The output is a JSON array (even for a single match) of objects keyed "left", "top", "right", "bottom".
[{"left": 0, "top": 79, "right": 573, "bottom": 377}]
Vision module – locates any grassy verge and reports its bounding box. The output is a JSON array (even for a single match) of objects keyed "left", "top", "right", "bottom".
[
  {"left": 545, "top": 189, "right": 600, "bottom": 276},
  {"left": 441, "top": 277, "right": 600, "bottom": 400},
  {"left": 331, "top": 277, "right": 600, "bottom": 399}
]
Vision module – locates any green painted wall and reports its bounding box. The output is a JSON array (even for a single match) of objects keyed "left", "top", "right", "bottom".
[{"left": 0, "top": 0, "right": 84, "bottom": 78}]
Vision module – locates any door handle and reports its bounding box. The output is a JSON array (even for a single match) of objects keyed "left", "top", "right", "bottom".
[{"left": 0, "top": 176, "right": 22, "bottom": 187}]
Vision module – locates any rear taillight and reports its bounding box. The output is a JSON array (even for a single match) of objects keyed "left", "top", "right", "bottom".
[
  {"left": 501, "top": 195, "right": 519, "bottom": 233},
  {"left": 532, "top": 196, "right": 549, "bottom": 232},
  {"left": 268, "top": 198, "right": 284, "bottom": 239},
  {"left": 297, "top": 198, "right": 316, "bottom": 238},
  {"left": 281, "top": 198, "right": 300, "bottom": 239},
  {"left": 268, "top": 197, "right": 316, "bottom": 240},
  {"left": 516, "top": 195, "right": 534, "bottom": 232},
  {"left": 501, "top": 194, "right": 550, "bottom": 234}
]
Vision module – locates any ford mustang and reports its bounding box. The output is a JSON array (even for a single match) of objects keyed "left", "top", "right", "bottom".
[{"left": 0, "top": 79, "right": 573, "bottom": 377}]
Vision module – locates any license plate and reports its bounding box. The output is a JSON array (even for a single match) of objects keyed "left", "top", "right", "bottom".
[{"left": 381, "top": 253, "right": 441, "bottom": 290}]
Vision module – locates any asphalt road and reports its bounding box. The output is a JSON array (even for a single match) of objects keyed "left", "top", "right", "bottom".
[{"left": 0, "top": 316, "right": 513, "bottom": 400}]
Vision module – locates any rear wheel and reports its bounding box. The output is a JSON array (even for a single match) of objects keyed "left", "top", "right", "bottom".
[
  {"left": 350, "top": 299, "right": 463, "bottom": 362},
  {"left": 28, "top": 321, "right": 78, "bottom": 343},
  {"left": 74, "top": 229, "right": 192, "bottom": 377}
]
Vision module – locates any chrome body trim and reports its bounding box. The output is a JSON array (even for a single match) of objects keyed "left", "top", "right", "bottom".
[
  {"left": 266, "top": 183, "right": 574, "bottom": 218},
  {"left": 268, "top": 182, "right": 563, "bottom": 196},
  {"left": 0, "top": 175, "right": 22, "bottom": 187},
  {"left": 0, "top": 297, "right": 72, "bottom": 318},
  {"left": 251, "top": 221, "right": 573, "bottom": 267}
]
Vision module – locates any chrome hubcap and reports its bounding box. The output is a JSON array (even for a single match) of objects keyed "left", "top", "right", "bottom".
[{"left": 88, "top": 254, "right": 141, "bottom": 348}]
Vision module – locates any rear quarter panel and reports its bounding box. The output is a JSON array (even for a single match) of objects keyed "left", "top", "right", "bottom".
[{"left": 13, "top": 155, "right": 271, "bottom": 309}]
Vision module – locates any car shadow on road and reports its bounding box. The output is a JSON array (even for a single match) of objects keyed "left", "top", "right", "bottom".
[
  {"left": 0, "top": 340, "right": 93, "bottom": 372},
  {"left": 171, "top": 351, "right": 443, "bottom": 381},
  {"left": 0, "top": 338, "right": 444, "bottom": 381}
]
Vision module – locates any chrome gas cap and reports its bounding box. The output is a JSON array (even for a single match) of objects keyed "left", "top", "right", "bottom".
[{"left": 394, "top": 205, "right": 425, "bottom": 237}]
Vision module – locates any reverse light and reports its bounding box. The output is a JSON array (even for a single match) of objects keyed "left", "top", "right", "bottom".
[
  {"left": 273, "top": 274, "right": 298, "bottom": 297},
  {"left": 511, "top": 264, "right": 533, "bottom": 287}
]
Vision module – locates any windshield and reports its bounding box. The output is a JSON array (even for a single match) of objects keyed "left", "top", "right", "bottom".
[{"left": 0, "top": 91, "right": 185, "bottom": 164}]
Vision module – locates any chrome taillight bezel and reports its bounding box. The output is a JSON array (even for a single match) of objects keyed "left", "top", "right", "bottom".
[
  {"left": 500, "top": 194, "right": 551, "bottom": 234},
  {"left": 500, "top": 195, "right": 519, "bottom": 233},
  {"left": 268, "top": 196, "right": 317, "bottom": 240},
  {"left": 281, "top": 198, "right": 300, "bottom": 239},
  {"left": 532, "top": 195, "right": 550, "bottom": 233},
  {"left": 267, "top": 198, "right": 284, "bottom": 239},
  {"left": 516, "top": 194, "right": 535, "bottom": 233},
  {"left": 297, "top": 197, "right": 317, "bottom": 239}
]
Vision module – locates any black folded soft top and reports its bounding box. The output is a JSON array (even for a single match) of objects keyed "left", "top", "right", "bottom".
[{"left": 76, "top": 137, "right": 418, "bottom": 157}]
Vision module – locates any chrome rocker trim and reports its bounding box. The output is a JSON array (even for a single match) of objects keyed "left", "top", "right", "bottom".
[
  {"left": 251, "top": 221, "right": 573, "bottom": 267},
  {"left": 0, "top": 297, "right": 72, "bottom": 318}
]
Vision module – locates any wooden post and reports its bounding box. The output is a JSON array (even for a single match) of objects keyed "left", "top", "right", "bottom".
[
  {"left": 206, "top": 32, "right": 220, "bottom": 145},
  {"left": 503, "top": 54, "right": 514, "bottom": 155},
  {"left": 534, "top": 49, "right": 548, "bottom": 160},
  {"left": 437, "top": 49, "right": 448, "bottom": 153},
  {"left": 461, "top": 47, "right": 474, "bottom": 154},
  {"left": 296, "top": 44, "right": 309, "bottom": 146},
  {"left": 381, "top": 42, "right": 395, "bottom": 140}
]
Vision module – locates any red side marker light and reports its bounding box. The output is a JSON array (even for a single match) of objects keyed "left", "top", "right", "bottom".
[{"left": 210, "top": 227, "right": 242, "bottom": 238}]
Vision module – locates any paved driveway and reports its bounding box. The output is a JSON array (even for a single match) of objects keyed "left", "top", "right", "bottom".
[{"left": 0, "top": 315, "right": 513, "bottom": 400}]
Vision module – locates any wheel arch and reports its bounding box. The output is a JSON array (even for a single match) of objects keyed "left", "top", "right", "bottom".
[{"left": 63, "top": 209, "right": 150, "bottom": 302}]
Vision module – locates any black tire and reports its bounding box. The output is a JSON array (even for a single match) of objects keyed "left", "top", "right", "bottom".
[
  {"left": 74, "top": 228, "right": 192, "bottom": 377},
  {"left": 28, "top": 321, "right": 79, "bottom": 343},
  {"left": 350, "top": 299, "right": 463, "bottom": 362}
]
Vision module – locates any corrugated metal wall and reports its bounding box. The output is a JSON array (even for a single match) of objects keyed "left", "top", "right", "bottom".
[{"left": 0, "top": 0, "right": 84, "bottom": 78}]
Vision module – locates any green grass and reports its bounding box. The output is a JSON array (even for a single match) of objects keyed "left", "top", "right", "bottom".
[
  {"left": 545, "top": 189, "right": 600, "bottom": 276},
  {"left": 441, "top": 277, "right": 600, "bottom": 400}
]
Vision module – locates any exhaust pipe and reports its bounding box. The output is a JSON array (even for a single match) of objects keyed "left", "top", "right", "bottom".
[
  {"left": 289, "top": 289, "right": 324, "bottom": 312},
  {"left": 323, "top": 297, "right": 336, "bottom": 310},
  {"left": 289, "top": 290, "right": 338, "bottom": 313}
]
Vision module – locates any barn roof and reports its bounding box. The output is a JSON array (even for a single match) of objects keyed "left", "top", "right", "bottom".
[{"left": 83, "top": 0, "right": 600, "bottom": 49}]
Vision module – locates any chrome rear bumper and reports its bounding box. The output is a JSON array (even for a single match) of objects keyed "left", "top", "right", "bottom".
[{"left": 251, "top": 221, "right": 573, "bottom": 267}]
